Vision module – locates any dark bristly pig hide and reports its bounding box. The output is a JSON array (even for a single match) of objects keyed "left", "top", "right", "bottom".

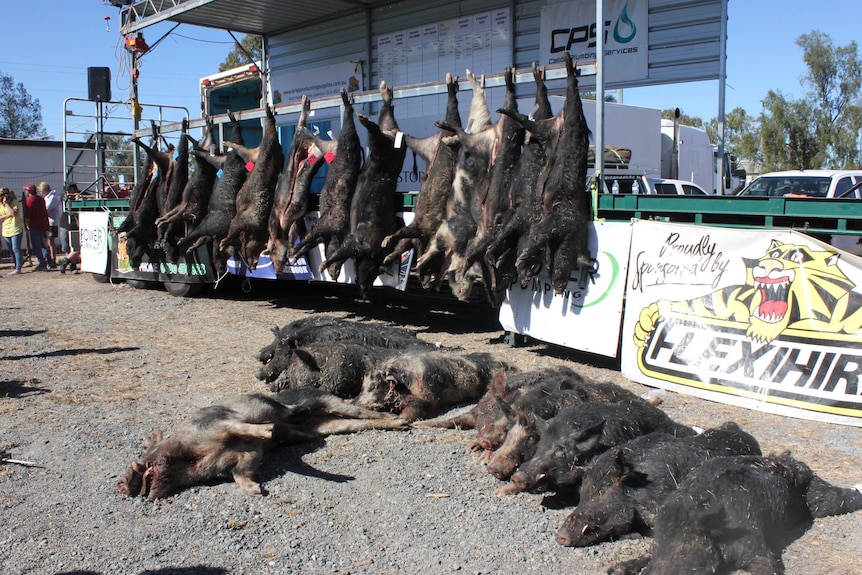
[
  {"left": 458, "top": 66, "right": 525, "bottom": 306},
  {"left": 156, "top": 118, "right": 190, "bottom": 262},
  {"left": 122, "top": 129, "right": 175, "bottom": 269},
  {"left": 508, "top": 52, "right": 593, "bottom": 294},
  {"left": 607, "top": 452, "right": 862, "bottom": 575},
  {"left": 256, "top": 315, "right": 435, "bottom": 394},
  {"left": 320, "top": 81, "right": 406, "bottom": 298},
  {"left": 503, "top": 399, "right": 695, "bottom": 496},
  {"left": 220, "top": 105, "right": 285, "bottom": 270},
  {"left": 486, "top": 63, "right": 554, "bottom": 293},
  {"left": 269, "top": 95, "right": 337, "bottom": 273},
  {"left": 555, "top": 422, "right": 762, "bottom": 548},
  {"left": 177, "top": 111, "right": 247, "bottom": 276},
  {"left": 290, "top": 90, "right": 363, "bottom": 279},
  {"left": 156, "top": 118, "right": 219, "bottom": 263},
  {"left": 382, "top": 72, "right": 461, "bottom": 288},
  {"left": 414, "top": 70, "right": 492, "bottom": 300}
]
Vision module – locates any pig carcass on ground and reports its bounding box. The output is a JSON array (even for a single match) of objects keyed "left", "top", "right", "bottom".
[
  {"left": 606, "top": 452, "right": 862, "bottom": 575},
  {"left": 220, "top": 105, "right": 285, "bottom": 269},
  {"left": 319, "top": 82, "right": 406, "bottom": 298},
  {"left": 502, "top": 398, "right": 696, "bottom": 496},
  {"left": 352, "top": 350, "right": 513, "bottom": 422},
  {"left": 177, "top": 111, "right": 248, "bottom": 277},
  {"left": 118, "top": 390, "right": 406, "bottom": 500},
  {"left": 555, "top": 422, "right": 762, "bottom": 548},
  {"left": 269, "top": 95, "right": 338, "bottom": 273},
  {"left": 290, "top": 91, "right": 363, "bottom": 279},
  {"left": 382, "top": 72, "right": 461, "bottom": 288},
  {"left": 256, "top": 315, "right": 434, "bottom": 391}
]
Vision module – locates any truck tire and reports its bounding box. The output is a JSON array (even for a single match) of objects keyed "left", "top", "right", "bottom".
[
  {"left": 91, "top": 272, "right": 110, "bottom": 284},
  {"left": 163, "top": 281, "right": 203, "bottom": 297}
]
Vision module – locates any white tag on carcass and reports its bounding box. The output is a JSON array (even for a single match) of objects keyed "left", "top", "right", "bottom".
[
  {"left": 394, "top": 131, "right": 404, "bottom": 148},
  {"left": 308, "top": 110, "right": 315, "bottom": 117},
  {"left": 854, "top": 484, "right": 862, "bottom": 495}
]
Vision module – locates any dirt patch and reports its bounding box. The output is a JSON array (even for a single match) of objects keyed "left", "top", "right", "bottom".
[{"left": 1, "top": 266, "right": 860, "bottom": 574}]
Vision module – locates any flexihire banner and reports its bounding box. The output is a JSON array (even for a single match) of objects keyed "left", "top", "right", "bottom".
[{"left": 621, "top": 220, "right": 862, "bottom": 426}]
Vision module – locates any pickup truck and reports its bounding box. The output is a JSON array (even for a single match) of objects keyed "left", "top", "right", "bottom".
[{"left": 592, "top": 171, "right": 710, "bottom": 196}]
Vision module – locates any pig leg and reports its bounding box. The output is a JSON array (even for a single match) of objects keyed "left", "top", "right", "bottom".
[
  {"left": 231, "top": 451, "right": 267, "bottom": 496},
  {"left": 220, "top": 421, "right": 274, "bottom": 440},
  {"left": 307, "top": 416, "right": 408, "bottom": 435}
]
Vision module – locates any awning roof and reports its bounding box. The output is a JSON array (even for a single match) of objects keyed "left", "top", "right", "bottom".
[{"left": 119, "top": 0, "right": 388, "bottom": 36}]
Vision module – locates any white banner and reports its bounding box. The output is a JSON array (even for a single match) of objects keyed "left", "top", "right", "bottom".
[
  {"left": 78, "top": 211, "right": 109, "bottom": 274},
  {"left": 620, "top": 219, "right": 862, "bottom": 426},
  {"left": 498, "top": 220, "right": 631, "bottom": 357},
  {"left": 270, "top": 61, "right": 363, "bottom": 107},
  {"left": 540, "top": 0, "right": 648, "bottom": 86}
]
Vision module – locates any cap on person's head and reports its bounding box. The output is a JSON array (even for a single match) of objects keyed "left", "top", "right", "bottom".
[
  {"left": 0, "top": 187, "right": 10, "bottom": 197},
  {"left": 23, "top": 183, "right": 36, "bottom": 193},
  {"left": 38, "top": 182, "right": 51, "bottom": 193},
  {"left": 66, "top": 183, "right": 79, "bottom": 192}
]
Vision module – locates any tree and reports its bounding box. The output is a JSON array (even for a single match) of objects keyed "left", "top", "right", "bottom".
[
  {"left": 706, "top": 107, "right": 761, "bottom": 167},
  {"left": 0, "top": 71, "right": 46, "bottom": 138},
  {"left": 661, "top": 108, "right": 704, "bottom": 129},
  {"left": 758, "top": 31, "right": 862, "bottom": 169},
  {"left": 219, "top": 35, "right": 263, "bottom": 72}
]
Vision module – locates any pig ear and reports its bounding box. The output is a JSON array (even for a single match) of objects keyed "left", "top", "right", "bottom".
[
  {"left": 575, "top": 420, "right": 606, "bottom": 452},
  {"left": 293, "top": 348, "right": 321, "bottom": 371},
  {"left": 613, "top": 451, "right": 649, "bottom": 486},
  {"left": 489, "top": 369, "right": 509, "bottom": 398},
  {"left": 515, "top": 410, "right": 535, "bottom": 428},
  {"left": 533, "top": 414, "right": 550, "bottom": 435}
]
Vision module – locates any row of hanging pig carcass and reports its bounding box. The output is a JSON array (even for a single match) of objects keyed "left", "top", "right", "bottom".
[{"left": 118, "top": 52, "right": 592, "bottom": 305}]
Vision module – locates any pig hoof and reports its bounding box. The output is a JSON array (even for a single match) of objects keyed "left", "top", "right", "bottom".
[{"left": 493, "top": 483, "right": 521, "bottom": 498}]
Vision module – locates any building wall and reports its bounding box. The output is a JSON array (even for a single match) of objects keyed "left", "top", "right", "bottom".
[{"left": 0, "top": 140, "right": 65, "bottom": 194}]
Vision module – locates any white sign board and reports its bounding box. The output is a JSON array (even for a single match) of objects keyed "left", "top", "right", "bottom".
[
  {"left": 620, "top": 219, "right": 862, "bottom": 426},
  {"left": 78, "top": 211, "right": 109, "bottom": 274},
  {"left": 498, "top": 220, "right": 631, "bottom": 357},
  {"left": 540, "top": 0, "right": 648, "bottom": 87},
  {"left": 270, "top": 61, "right": 363, "bottom": 107}
]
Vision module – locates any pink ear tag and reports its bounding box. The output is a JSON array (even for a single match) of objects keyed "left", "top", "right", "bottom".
[
  {"left": 307, "top": 155, "right": 318, "bottom": 165},
  {"left": 245, "top": 160, "right": 255, "bottom": 172},
  {"left": 324, "top": 150, "right": 336, "bottom": 163}
]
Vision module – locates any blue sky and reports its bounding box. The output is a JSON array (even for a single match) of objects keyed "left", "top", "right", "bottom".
[{"left": 1, "top": 1, "right": 861, "bottom": 140}]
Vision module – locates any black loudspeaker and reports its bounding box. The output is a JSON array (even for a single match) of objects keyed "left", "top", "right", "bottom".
[{"left": 87, "top": 67, "right": 111, "bottom": 102}]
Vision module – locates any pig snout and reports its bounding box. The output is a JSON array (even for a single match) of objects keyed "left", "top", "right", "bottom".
[
  {"left": 554, "top": 528, "right": 574, "bottom": 547},
  {"left": 510, "top": 469, "right": 542, "bottom": 491}
]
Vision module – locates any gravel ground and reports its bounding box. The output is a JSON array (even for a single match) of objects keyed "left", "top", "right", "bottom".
[{"left": 1, "top": 264, "right": 860, "bottom": 575}]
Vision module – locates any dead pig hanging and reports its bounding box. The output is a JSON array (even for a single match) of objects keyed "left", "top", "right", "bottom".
[
  {"left": 220, "top": 105, "right": 285, "bottom": 270},
  {"left": 318, "top": 81, "right": 407, "bottom": 298}
]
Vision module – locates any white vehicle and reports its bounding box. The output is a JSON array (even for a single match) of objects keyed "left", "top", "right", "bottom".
[
  {"left": 736, "top": 170, "right": 862, "bottom": 199},
  {"left": 593, "top": 171, "right": 709, "bottom": 196},
  {"left": 575, "top": 100, "right": 741, "bottom": 196},
  {"left": 660, "top": 118, "right": 744, "bottom": 196}
]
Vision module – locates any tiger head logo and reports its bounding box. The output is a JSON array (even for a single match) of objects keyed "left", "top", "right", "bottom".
[{"left": 744, "top": 240, "right": 853, "bottom": 342}]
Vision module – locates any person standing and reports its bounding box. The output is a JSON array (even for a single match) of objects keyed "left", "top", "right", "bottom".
[
  {"left": 40, "top": 182, "right": 64, "bottom": 267},
  {"left": 22, "top": 183, "right": 51, "bottom": 271},
  {"left": 0, "top": 187, "right": 25, "bottom": 275}
]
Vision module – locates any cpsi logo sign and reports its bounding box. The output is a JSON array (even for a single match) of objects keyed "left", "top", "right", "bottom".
[{"left": 550, "top": 1, "right": 638, "bottom": 53}]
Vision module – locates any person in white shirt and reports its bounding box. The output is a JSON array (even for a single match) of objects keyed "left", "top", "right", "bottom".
[{"left": 39, "top": 182, "right": 64, "bottom": 267}]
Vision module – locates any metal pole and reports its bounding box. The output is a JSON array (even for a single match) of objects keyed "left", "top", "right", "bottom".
[
  {"left": 717, "top": 0, "right": 728, "bottom": 194},
  {"left": 593, "top": 0, "right": 605, "bottom": 219}
]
